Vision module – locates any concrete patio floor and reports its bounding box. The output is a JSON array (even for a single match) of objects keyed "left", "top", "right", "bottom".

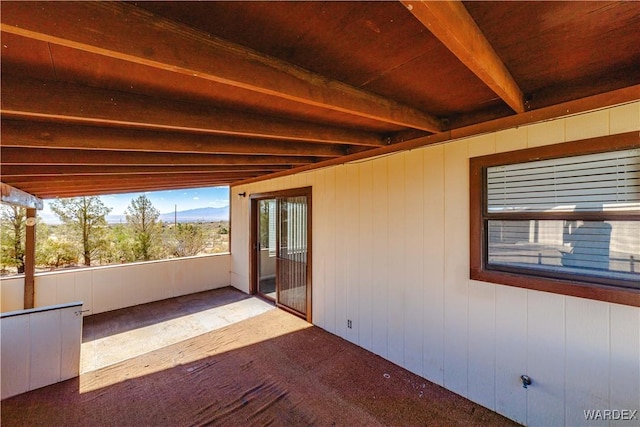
[{"left": 81, "top": 287, "right": 275, "bottom": 373}]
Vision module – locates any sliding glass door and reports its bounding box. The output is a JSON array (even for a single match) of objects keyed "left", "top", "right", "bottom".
[
  {"left": 257, "top": 199, "right": 277, "bottom": 299},
  {"left": 277, "top": 195, "right": 308, "bottom": 314},
  {"left": 252, "top": 188, "right": 311, "bottom": 321}
]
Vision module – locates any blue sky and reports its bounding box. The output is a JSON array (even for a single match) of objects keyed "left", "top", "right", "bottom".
[{"left": 41, "top": 186, "right": 229, "bottom": 217}]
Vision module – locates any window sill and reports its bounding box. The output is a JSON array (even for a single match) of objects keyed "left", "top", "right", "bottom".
[{"left": 471, "top": 268, "right": 640, "bottom": 307}]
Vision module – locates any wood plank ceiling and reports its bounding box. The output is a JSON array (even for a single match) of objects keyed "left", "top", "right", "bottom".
[{"left": 1, "top": 1, "right": 639, "bottom": 199}]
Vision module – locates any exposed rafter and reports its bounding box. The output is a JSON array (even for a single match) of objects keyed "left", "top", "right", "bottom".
[
  {"left": 1, "top": 76, "right": 383, "bottom": 147},
  {"left": 401, "top": 0, "right": 526, "bottom": 113},
  {"left": 0, "top": 1, "right": 637, "bottom": 200},
  {"left": 0, "top": 120, "right": 347, "bottom": 158},
  {"left": 0, "top": 165, "right": 291, "bottom": 178},
  {"left": 18, "top": 182, "right": 241, "bottom": 199},
  {"left": 234, "top": 86, "right": 640, "bottom": 186},
  {"left": 10, "top": 173, "right": 259, "bottom": 187},
  {"left": 1, "top": 148, "right": 317, "bottom": 166},
  {"left": 0, "top": 1, "right": 442, "bottom": 132}
]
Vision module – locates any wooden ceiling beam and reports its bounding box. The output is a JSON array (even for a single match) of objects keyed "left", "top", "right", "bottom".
[
  {"left": 9, "top": 173, "right": 255, "bottom": 186},
  {"left": 0, "top": 165, "right": 290, "bottom": 177},
  {"left": 0, "top": 120, "right": 348, "bottom": 158},
  {"left": 0, "top": 182, "right": 43, "bottom": 210},
  {"left": 20, "top": 181, "right": 237, "bottom": 199},
  {"left": 18, "top": 178, "right": 240, "bottom": 193},
  {"left": 0, "top": 1, "right": 442, "bottom": 132},
  {"left": 402, "top": 0, "right": 525, "bottom": 113},
  {"left": 1, "top": 75, "right": 383, "bottom": 147},
  {"left": 234, "top": 85, "right": 640, "bottom": 187},
  {"left": 1, "top": 147, "right": 316, "bottom": 166},
  {"left": 32, "top": 182, "right": 234, "bottom": 199}
]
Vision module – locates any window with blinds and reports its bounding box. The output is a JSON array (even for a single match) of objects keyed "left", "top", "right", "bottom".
[
  {"left": 470, "top": 133, "right": 640, "bottom": 306},
  {"left": 487, "top": 149, "right": 639, "bottom": 213},
  {"left": 486, "top": 148, "right": 639, "bottom": 285}
]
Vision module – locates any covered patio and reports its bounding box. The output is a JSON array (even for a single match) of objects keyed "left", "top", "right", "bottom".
[
  {"left": 2, "top": 287, "right": 515, "bottom": 426},
  {"left": 1, "top": 2, "right": 639, "bottom": 426}
]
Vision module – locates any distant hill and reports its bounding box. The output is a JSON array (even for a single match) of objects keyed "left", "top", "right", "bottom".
[
  {"left": 158, "top": 206, "right": 229, "bottom": 223},
  {"left": 40, "top": 206, "right": 229, "bottom": 225}
]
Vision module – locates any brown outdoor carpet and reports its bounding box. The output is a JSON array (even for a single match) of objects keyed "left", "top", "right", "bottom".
[{"left": 1, "top": 308, "right": 517, "bottom": 426}]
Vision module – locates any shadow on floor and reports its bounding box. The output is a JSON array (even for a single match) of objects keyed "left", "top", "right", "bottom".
[{"left": 2, "top": 300, "right": 518, "bottom": 427}]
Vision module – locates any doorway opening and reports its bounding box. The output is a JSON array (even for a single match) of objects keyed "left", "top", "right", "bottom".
[{"left": 250, "top": 187, "right": 312, "bottom": 322}]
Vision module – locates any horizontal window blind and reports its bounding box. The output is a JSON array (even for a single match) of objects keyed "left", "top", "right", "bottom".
[{"left": 487, "top": 148, "right": 640, "bottom": 212}]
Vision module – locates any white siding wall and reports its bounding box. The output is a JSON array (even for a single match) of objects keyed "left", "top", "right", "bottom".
[
  {"left": 231, "top": 102, "right": 640, "bottom": 426},
  {"left": 1, "top": 302, "right": 83, "bottom": 399},
  {"left": 1, "top": 254, "right": 230, "bottom": 315}
]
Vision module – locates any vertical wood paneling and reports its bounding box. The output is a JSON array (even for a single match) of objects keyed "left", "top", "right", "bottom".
[
  {"left": 59, "top": 306, "right": 82, "bottom": 380},
  {"left": 371, "top": 157, "right": 389, "bottom": 358},
  {"left": 468, "top": 133, "right": 496, "bottom": 158},
  {"left": 0, "top": 315, "right": 30, "bottom": 399},
  {"left": 154, "top": 262, "right": 173, "bottom": 300},
  {"left": 358, "top": 161, "right": 374, "bottom": 351},
  {"left": 467, "top": 134, "right": 497, "bottom": 408},
  {"left": 443, "top": 140, "right": 469, "bottom": 397},
  {"left": 74, "top": 270, "right": 92, "bottom": 315},
  {"left": 609, "top": 304, "right": 640, "bottom": 427},
  {"left": 609, "top": 101, "right": 640, "bottom": 134},
  {"left": 130, "top": 264, "right": 150, "bottom": 305},
  {"left": 146, "top": 262, "right": 170, "bottom": 302},
  {"left": 495, "top": 127, "right": 528, "bottom": 153},
  {"left": 467, "top": 280, "right": 496, "bottom": 410},
  {"left": 169, "top": 258, "right": 187, "bottom": 297},
  {"left": 56, "top": 273, "right": 76, "bottom": 304},
  {"left": 565, "top": 109, "right": 609, "bottom": 141},
  {"left": 527, "top": 290, "right": 565, "bottom": 427},
  {"left": 345, "top": 164, "right": 360, "bottom": 344},
  {"left": 387, "top": 152, "right": 406, "bottom": 366},
  {"left": 0, "top": 277, "right": 25, "bottom": 312},
  {"left": 231, "top": 185, "right": 250, "bottom": 293},
  {"left": 564, "top": 298, "right": 610, "bottom": 426},
  {"left": 334, "top": 165, "right": 348, "bottom": 339},
  {"left": 404, "top": 150, "right": 424, "bottom": 375},
  {"left": 324, "top": 168, "right": 337, "bottom": 334},
  {"left": 2, "top": 304, "right": 83, "bottom": 399},
  {"left": 91, "top": 266, "right": 124, "bottom": 313},
  {"left": 191, "top": 255, "right": 220, "bottom": 294},
  {"left": 422, "top": 146, "right": 445, "bottom": 385},
  {"left": 34, "top": 274, "right": 57, "bottom": 307},
  {"left": 527, "top": 119, "right": 565, "bottom": 148},
  {"left": 29, "top": 310, "right": 61, "bottom": 390},
  {"left": 33, "top": 256, "right": 228, "bottom": 315},
  {"left": 312, "top": 169, "right": 326, "bottom": 330},
  {"left": 495, "top": 285, "right": 528, "bottom": 424},
  {"left": 224, "top": 103, "right": 640, "bottom": 427}
]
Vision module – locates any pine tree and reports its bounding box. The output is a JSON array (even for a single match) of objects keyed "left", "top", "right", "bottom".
[
  {"left": 125, "top": 195, "right": 162, "bottom": 261},
  {"left": 50, "top": 197, "right": 112, "bottom": 266}
]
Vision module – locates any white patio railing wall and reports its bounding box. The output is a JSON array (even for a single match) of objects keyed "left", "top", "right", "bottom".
[
  {"left": 1, "top": 302, "right": 83, "bottom": 399},
  {"left": 0, "top": 254, "right": 231, "bottom": 315}
]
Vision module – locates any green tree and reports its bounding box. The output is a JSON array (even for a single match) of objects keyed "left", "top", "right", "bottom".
[
  {"left": 36, "top": 226, "right": 79, "bottom": 269},
  {"left": 126, "top": 195, "right": 162, "bottom": 261},
  {"left": 50, "top": 197, "right": 112, "bottom": 266},
  {"left": 169, "top": 223, "right": 206, "bottom": 257},
  {"left": 0, "top": 205, "right": 26, "bottom": 273},
  {"left": 104, "top": 224, "right": 136, "bottom": 264}
]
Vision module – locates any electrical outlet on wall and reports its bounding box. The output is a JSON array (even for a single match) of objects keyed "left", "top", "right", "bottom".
[{"left": 347, "top": 319, "right": 353, "bottom": 329}]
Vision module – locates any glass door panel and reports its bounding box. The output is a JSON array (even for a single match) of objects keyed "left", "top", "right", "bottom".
[
  {"left": 276, "top": 196, "right": 308, "bottom": 315},
  {"left": 257, "top": 199, "right": 277, "bottom": 300}
]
